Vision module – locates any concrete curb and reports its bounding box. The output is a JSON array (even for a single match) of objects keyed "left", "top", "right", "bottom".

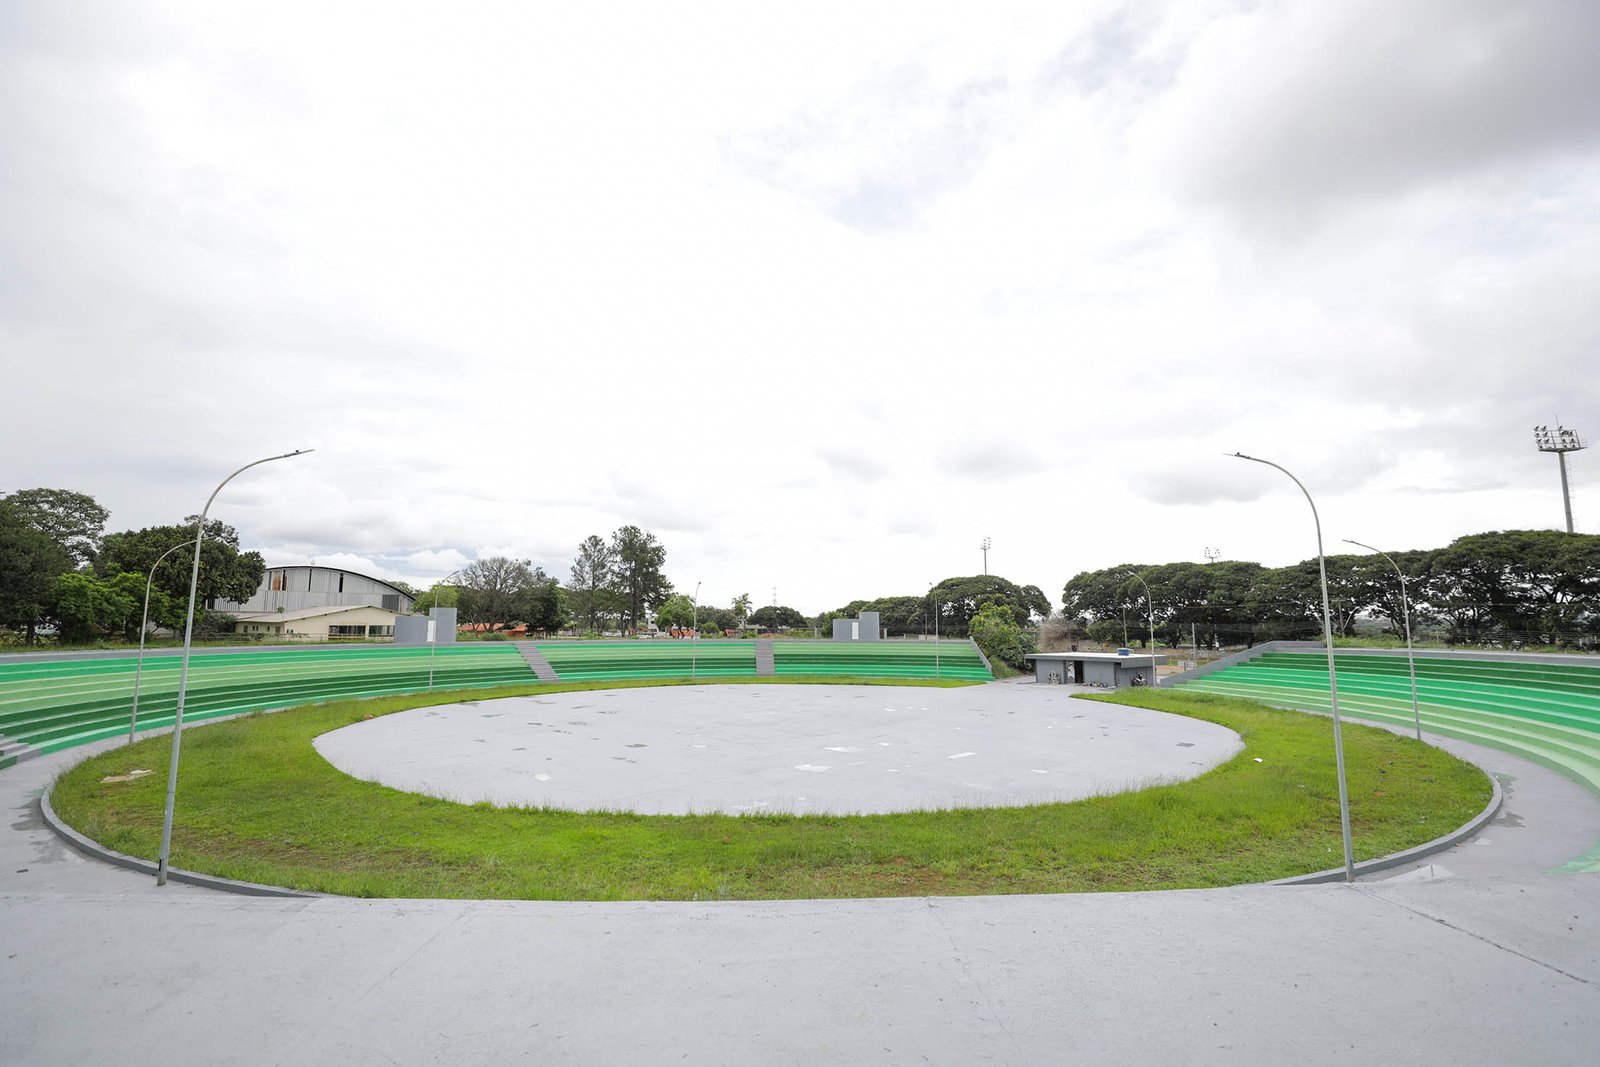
[
  {"left": 1268, "top": 769, "right": 1505, "bottom": 886},
  {"left": 39, "top": 785, "right": 317, "bottom": 898}
]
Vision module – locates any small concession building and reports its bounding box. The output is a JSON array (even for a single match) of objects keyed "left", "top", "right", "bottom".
[
  {"left": 1025, "top": 650, "right": 1167, "bottom": 688},
  {"left": 231, "top": 604, "right": 402, "bottom": 642}
]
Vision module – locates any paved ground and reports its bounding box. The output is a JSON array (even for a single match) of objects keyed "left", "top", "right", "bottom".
[
  {"left": 2, "top": 682, "right": 1598, "bottom": 1066},
  {"left": 313, "top": 684, "right": 1241, "bottom": 814}
]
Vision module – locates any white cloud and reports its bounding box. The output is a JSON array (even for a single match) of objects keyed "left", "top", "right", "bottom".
[{"left": 2, "top": 1, "right": 1596, "bottom": 614}]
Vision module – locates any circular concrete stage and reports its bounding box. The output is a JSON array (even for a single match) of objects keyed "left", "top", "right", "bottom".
[{"left": 314, "top": 684, "right": 1242, "bottom": 815}]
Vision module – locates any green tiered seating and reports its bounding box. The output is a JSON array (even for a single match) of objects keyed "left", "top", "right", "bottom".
[
  {"left": 0, "top": 639, "right": 995, "bottom": 770},
  {"left": 772, "top": 640, "right": 991, "bottom": 681},
  {"left": 1182, "top": 652, "right": 1600, "bottom": 784},
  {"left": 0, "top": 645, "right": 533, "bottom": 767},
  {"left": 534, "top": 641, "right": 756, "bottom": 681},
  {"left": 1177, "top": 650, "right": 1600, "bottom": 872}
]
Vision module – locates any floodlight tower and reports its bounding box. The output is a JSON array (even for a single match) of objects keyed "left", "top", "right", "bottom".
[
  {"left": 1203, "top": 547, "right": 1221, "bottom": 565},
  {"left": 981, "top": 537, "right": 991, "bottom": 576},
  {"left": 1534, "top": 424, "right": 1586, "bottom": 533}
]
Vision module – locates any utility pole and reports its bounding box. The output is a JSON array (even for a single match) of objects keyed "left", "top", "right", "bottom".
[{"left": 1534, "top": 425, "right": 1586, "bottom": 533}]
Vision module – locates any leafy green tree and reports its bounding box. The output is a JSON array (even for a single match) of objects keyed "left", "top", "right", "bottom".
[
  {"left": 609, "top": 526, "right": 671, "bottom": 633},
  {"left": 655, "top": 594, "right": 695, "bottom": 631},
  {"left": 525, "top": 574, "right": 568, "bottom": 635},
  {"left": 410, "top": 583, "right": 460, "bottom": 614},
  {"left": 568, "top": 534, "right": 617, "bottom": 632},
  {"left": 969, "top": 601, "right": 1036, "bottom": 670},
  {"left": 0, "top": 501, "right": 73, "bottom": 643},
  {"left": 50, "top": 572, "right": 146, "bottom": 643},
  {"left": 1425, "top": 530, "right": 1600, "bottom": 645},
  {"left": 1062, "top": 566, "right": 1144, "bottom": 631},
  {"left": 930, "top": 575, "right": 1049, "bottom": 635},
  {"left": 457, "top": 557, "right": 542, "bottom": 632},
  {"left": 731, "top": 592, "right": 753, "bottom": 627},
  {"left": 864, "top": 595, "right": 932, "bottom": 636},
  {"left": 1, "top": 488, "right": 109, "bottom": 566},
  {"left": 749, "top": 605, "right": 807, "bottom": 630},
  {"left": 98, "top": 520, "right": 265, "bottom": 607}
]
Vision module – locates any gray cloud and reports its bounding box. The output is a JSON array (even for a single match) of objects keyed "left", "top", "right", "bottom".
[
  {"left": 1160, "top": 1, "right": 1600, "bottom": 227},
  {"left": 817, "top": 449, "right": 887, "bottom": 484},
  {"left": 940, "top": 444, "right": 1043, "bottom": 480}
]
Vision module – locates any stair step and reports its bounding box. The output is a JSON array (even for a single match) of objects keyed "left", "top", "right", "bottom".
[{"left": 516, "top": 644, "right": 561, "bottom": 683}]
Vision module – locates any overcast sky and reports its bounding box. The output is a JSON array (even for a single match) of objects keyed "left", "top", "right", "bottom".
[{"left": 3, "top": 1, "right": 1597, "bottom": 614}]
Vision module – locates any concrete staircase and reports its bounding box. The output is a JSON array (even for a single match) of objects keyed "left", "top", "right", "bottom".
[
  {"left": 516, "top": 644, "right": 561, "bottom": 683},
  {"left": 1, "top": 732, "right": 36, "bottom": 769},
  {"left": 755, "top": 639, "right": 775, "bottom": 677}
]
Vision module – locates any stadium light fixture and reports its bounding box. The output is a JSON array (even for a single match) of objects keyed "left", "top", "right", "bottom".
[
  {"left": 1533, "top": 424, "right": 1586, "bottom": 533},
  {"left": 157, "top": 449, "right": 313, "bottom": 886},
  {"left": 128, "top": 538, "right": 196, "bottom": 742},
  {"left": 1227, "top": 452, "right": 1355, "bottom": 882},
  {"left": 981, "top": 537, "right": 991, "bottom": 576},
  {"left": 1343, "top": 539, "right": 1422, "bottom": 741},
  {"left": 1130, "top": 572, "right": 1159, "bottom": 688}
]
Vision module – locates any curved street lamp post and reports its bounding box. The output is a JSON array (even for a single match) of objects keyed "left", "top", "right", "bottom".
[
  {"left": 128, "top": 538, "right": 197, "bottom": 742},
  {"left": 157, "top": 449, "right": 312, "bottom": 886},
  {"left": 692, "top": 581, "right": 701, "bottom": 679},
  {"left": 1228, "top": 452, "right": 1355, "bottom": 882},
  {"left": 1130, "top": 572, "right": 1160, "bottom": 688},
  {"left": 1344, "top": 539, "right": 1423, "bottom": 741}
]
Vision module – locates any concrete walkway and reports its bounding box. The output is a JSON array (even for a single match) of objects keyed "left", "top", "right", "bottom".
[{"left": 2, "top": 685, "right": 1597, "bottom": 1066}]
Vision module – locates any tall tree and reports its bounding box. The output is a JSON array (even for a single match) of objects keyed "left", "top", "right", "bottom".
[
  {"left": 731, "top": 592, "right": 753, "bottom": 628},
  {"left": 98, "top": 520, "right": 265, "bottom": 607},
  {"left": 568, "top": 534, "right": 617, "bottom": 632},
  {"left": 608, "top": 526, "right": 671, "bottom": 633},
  {"left": 457, "top": 557, "right": 538, "bottom": 631},
  {"left": 655, "top": 594, "right": 695, "bottom": 632},
  {"left": 49, "top": 572, "right": 151, "bottom": 643},
  {"left": 1427, "top": 530, "right": 1600, "bottom": 644},
  {"left": 749, "top": 605, "right": 807, "bottom": 630},
  {"left": 969, "top": 601, "right": 1036, "bottom": 670},
  {"left": 1, "top": 488, "right": 109, "bottom": 566},
  {"left": 931, "top": 575, "right": 1049, "bottom": 636},
  {"left": 0, "top": 501, "right": 73, "bottom": 644},
  {"left": 525, "top": 572, "right": 569, "bottom": 635}
]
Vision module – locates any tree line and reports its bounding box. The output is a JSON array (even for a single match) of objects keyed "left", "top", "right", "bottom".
[
  {"left": 1060, "top": 530, "right": 1600, "bottom": 650},
  {"left": 819, "top": 575, "right": 1050, "bottom": 638},
  {"left": 0, "top": 488, "right": 264, "bottom": 645}
]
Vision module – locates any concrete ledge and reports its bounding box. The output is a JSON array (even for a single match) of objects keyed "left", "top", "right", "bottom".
[
  {"left": 1268, "top": 769, "right": 1504, "bottom": 885},
  {"left": 40, "top": 785, "right": 316, "bottom": 899}
]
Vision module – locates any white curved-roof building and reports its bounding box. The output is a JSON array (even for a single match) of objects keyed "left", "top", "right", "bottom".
[{"left": 215, "top": 565, "right": 415, "bottom": 614}]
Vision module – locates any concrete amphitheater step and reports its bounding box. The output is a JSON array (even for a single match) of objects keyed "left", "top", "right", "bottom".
[
  {"left": 516, "top": 644, "right": 561, "bottom": 682},
  {"left": 755, "top": 639, "right": 775, "bottom": 676}
]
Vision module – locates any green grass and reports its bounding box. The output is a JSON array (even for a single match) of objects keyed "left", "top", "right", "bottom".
[{"left": 50, "top": 683, "right": 1491, "bottom": 900}]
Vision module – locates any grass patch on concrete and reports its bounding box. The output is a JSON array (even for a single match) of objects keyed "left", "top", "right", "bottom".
[{"left": 50, "top": 683, "right": 1490, "bottom": 900}]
